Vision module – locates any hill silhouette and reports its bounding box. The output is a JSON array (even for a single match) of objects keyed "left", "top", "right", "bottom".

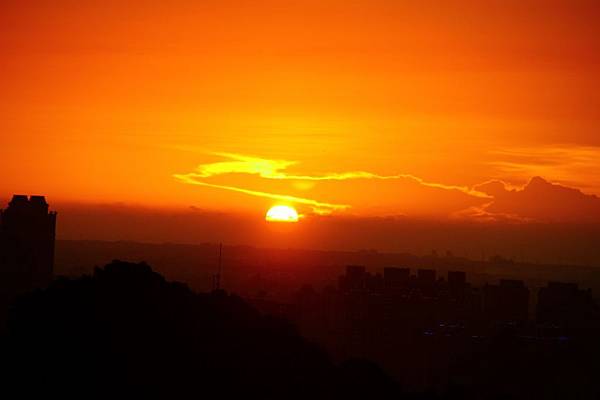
[{"left": 1, "top": 260, "right": 414, "bottom": 399}]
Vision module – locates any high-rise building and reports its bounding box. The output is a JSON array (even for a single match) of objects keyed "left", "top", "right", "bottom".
[
  {"left": 417, "top": 269, "right": 436, "bottom": 286},
  {"left": 447, "top": 271, "right": 467, "bottom": 289},
  {"left": 483, "top": 279, "right": 529, "bottom": 323},
  {"left": 339, "top": 265, "right": 367, "bottom": 292},
  {"left": 537, "top": 281, "right": 598, "bottom": 332},
  {"left": 0, "top": 195, "right": 57, "bottom": 296},
  {"left": 383, "top": 267, "right": 410, "bottom": 289}
]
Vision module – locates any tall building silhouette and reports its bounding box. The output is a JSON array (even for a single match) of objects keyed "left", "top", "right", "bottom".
[
  {"left": 536, "top": 281, "right": 599, "bottom": 334},
  {"left": 483, "top": 279, "right": 529, "bottom": 324},
  {"left": 0, "top": 195, "right": 56, "bottom": 298}
]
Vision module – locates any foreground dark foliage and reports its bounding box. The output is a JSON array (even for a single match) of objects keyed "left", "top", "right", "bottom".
[{"left": 1, "top": 260, "right": 415, "bottom": 399}]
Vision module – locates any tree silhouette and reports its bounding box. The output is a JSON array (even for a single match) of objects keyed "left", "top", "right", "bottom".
[{"left": 1, "top": 260, "right": 411, "bottom": 399}]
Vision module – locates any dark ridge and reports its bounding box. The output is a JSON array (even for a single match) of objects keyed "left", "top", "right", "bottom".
[{"left": 1, "top": 260, "right": 418, "bottom": 399}]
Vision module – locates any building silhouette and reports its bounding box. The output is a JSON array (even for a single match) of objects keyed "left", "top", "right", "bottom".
[
  {"left": 262, "top": 263, "right": 600, "bottom": 395},
  {"left": 447, "top": 270, "right": 466, "bottom": 289},
  {"left": 383, "top": 267, "right": 410, "bottom": 290},
  {"left": 417, "top": 268, "right": 436, "bottom": 286},
  {"left": 0, "top": 195, "right": 56, "bottom": 299},
  {"left": 483, "top": 279, "right": 529, "bottom": 324},
  {"left": 536, "top": 281, "right": 600, "bottom": 335},
  {"left": 339, "top": 265, "right": 368, "bottom": 292}
]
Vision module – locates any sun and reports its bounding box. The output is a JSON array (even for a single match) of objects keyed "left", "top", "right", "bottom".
[{"left": 265, "top": 205, "right": 299, "bottom": 222}]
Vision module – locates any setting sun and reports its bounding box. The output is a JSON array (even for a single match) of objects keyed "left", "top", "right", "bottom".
[{"left": 265, "top": 205, "right": 299, "bottom": 223}]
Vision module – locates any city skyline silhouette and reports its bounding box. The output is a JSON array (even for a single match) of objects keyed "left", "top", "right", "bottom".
[{"left": 2, "top": 195, "right": 600, "bottom": 398}]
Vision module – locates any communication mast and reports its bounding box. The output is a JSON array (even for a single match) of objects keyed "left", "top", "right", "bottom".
[{"left": 212, "top": 243, "right": 223, "bottom": 291}]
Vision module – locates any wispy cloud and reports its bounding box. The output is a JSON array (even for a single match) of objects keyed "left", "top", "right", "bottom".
[
  {"left": 172, "top": 149, "right": 600, "bottom": 221},
  {"left": 173, "top": 152, "right": 489, "bottom": 215},
  {"left": 174, "top": 152, "right": 487, "bottom": 215},
  {"left": 173, "top": 175, "right": 349, "bottom": 215},
  {"left": 489, "top": 145, "right": 600, "bottom": 193}
]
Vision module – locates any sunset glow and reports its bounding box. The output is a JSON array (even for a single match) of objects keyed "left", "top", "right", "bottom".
[
  {"left": 1, "top": 1, "right": 600, "bottom": 226},
  {"left": 4, "top": 3, "right": 600, "bottom": 398}
]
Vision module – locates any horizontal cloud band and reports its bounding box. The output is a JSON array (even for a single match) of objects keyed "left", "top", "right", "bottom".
[
  {"left": 174, "top": 152, "right": 488, "bottom": 214},
  {"left": 173, "top": 175, "right": 350, "bottom": 215}
]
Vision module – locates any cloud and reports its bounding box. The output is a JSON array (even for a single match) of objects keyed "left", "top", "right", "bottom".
[
  {"left": 489, "top": 145, "right": 600, "bottom": 194},
  {"left": 173, "top": 176, "right": 350, "bottom": 215},
  {"left": 187, "top": 152, "right": 487, "bottom": 195},
  {"left": 174, "top": 152, "right": 488, "bottom": 215},
  {"left": 473, "top": 176, "right": 600, "bottom": 223},
  {"left": 174, "top": 152, "right": 600, "bottom": 222}
]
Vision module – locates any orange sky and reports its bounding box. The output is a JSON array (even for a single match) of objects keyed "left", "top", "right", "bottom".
[{"left": 2, "top": 1, "right": 600, "bottom": 220}]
